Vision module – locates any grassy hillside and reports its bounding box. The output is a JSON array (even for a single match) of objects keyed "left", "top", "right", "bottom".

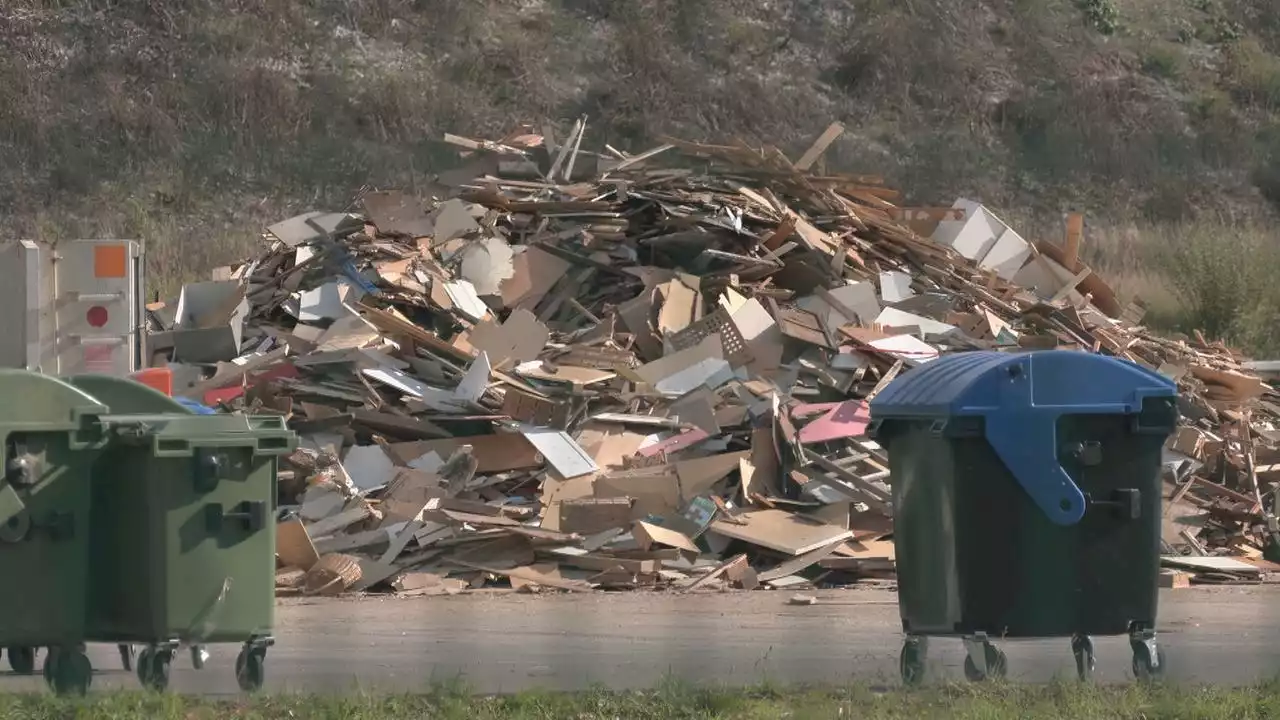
[{"left": 4, "top": 0, "right": 1280, "bottom": 352}]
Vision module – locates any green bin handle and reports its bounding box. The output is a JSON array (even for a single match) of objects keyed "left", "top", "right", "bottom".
[{"left": 151, "top": 434, "right": 295, "bottom": 458}]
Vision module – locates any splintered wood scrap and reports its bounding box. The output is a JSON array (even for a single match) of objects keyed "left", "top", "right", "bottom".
[
  {"left": 1180, "top": 529, "right": 1210, "bottom": 556},
  {"left": 751, "top": 493, "right": 779, "bottom": 509},
  {"left": 864, "top": 360, "right": 904, "bottom": 402},
  {"left": 710, "top": 495, "right": 745, "bottom": 524},
  {"left": 443, "top": 133, "right": 531, "bottom": 156},
  {"left": 561, "top": 115, "right": 588, "bottom": 182},
  {"left": 547, "top": 117, "right": 583, "bottom": 182},
  {"left": 1239, "top": 413, "right": 1265, "bottom": 514},
  {"left": 567, "top": 297, "right": 601, "bottom": 324},
  {"left": 608, "top": 143, "right": 676, "bottom": 174},
  {"left": 682, "top": 553, "right": 750, "bottom": 592}
]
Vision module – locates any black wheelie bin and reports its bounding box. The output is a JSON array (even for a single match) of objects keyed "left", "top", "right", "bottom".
[{"left": 867, "top": 350, "right": 1178, "bottom": 685}]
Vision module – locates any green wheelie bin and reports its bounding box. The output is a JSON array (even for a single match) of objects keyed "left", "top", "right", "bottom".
[
  {"left": 867, "top": 350, "right": 1178, "bottom": 686},
  {"left": 68, "top": 374, "right": 297, "bottom": 693},
  {"left": 0, "top": 370, "right": 111, "bottom": 694}
]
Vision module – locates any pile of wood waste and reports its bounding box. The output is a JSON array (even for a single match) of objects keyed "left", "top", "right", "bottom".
[{"left": 142, "top": 120, "right": 1280, "bottom": 595}]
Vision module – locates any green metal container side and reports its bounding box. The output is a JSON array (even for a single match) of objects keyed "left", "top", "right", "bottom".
[
  {"left": 66, "top": 374, "right": 194, "bottom": 416},
  {"left": 86, "top": 415, "right": 297, "bottom": 645},
  {"left": 0, "top": 370, "right": 110, "bottom": 646},
  {"left": 887, "top": 411, "right": 1169, "bottom": 639}
]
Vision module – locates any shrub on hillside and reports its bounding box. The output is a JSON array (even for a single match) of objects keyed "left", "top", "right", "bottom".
[{"left": 1145, "top": 220, "right": 1280, "bottom": 357}]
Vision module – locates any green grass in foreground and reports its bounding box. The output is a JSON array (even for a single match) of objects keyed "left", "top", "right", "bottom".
[{"left": 4, "top": 680, "right": 1280, "bottom": 720}]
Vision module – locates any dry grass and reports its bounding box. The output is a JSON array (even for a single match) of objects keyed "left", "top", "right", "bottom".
[
  {"left": 1040, "top": 217, "right": 1280, "bottom": 357},
  {"left": 4, "top": 0, "right": 1280, "bottom": 352},
  {"left": 7, "top": 680, "right": 1280, "bottom": 720}
]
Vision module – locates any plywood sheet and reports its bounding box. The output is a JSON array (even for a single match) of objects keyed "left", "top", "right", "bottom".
[{"left": 709, "top": 509, "right": 853, "bottom": 555}]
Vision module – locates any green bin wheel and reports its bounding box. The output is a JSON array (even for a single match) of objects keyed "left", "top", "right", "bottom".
[
  {"left": 963, "top": 644, "right": 1007, "bottom": 682},
  {"left": 138, "top": 647, "right": 173, "bottom": 692},
  {"left": 235, "top": 646, "right": 266, "bottom": 693},
  {"left": 1131, "top": 642, "right": 1167, "bottom": 682},
  {"left": 44, "top": 647, "right": 91, "bottom": 696},
  {"left": 7, "top": 646, "right": 36, "bottom": 675},
  {"left": 898, "top": 637, "right": 927, "bottom": 687}
]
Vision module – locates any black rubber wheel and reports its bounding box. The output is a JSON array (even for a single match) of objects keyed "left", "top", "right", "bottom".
[
  {"left": 898, "top": 637, "right": 927, "bottom": 687},
  {"left": 45, "top": 648, "right": 91, "bottom": 696},
  {"left": 41, "top": 647, "right": 57, "bottom": 687},
  {"left": 7, "top": 646, "right": 36, "bottom": 675},
  {"left": 138, "top": 647, "right": 173, "bottom": 692},
  {"left": 134, "top": 647, "right": 151, "bottom": 687},
  {"left": 1072, "top": 635, "right": 1096, "bottom": 682},
  {"left": 191, "top": 645, "right": 207, "bottom": 670},
  {"left": 235, "top": 647, "right": 266, "bottom": 693},
  {"left": 1132, "top": 642, "right": 1167, "bottom": 682},
  {"left": 963, "top": 644, "right": 1008, "bottom": 682}
]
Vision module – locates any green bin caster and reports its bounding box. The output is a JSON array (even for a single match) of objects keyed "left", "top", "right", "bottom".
[
  {"left": 42, "top": 646, "right": 92, "bottom": 696},
  {"left": 6, "top": 646, "right": 36, "bottom": 675},
  {"left": 235, "top": 638, "right": 271, "bottom": 693},
  {"left": 1130, "top": 628, "right": 1166, "bottom": 682},
  {"left": 137, "top": 645, "right": 175, "bottom": 692},
  {"left": 898, "top": 635, "right": 928, "bottom": 687}
]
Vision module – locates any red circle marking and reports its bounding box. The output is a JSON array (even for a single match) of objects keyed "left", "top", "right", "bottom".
[{"left": 86, "top": 306, "right": 109, "bottom": 328}]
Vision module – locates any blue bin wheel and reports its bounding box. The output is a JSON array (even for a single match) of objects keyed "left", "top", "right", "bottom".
[
  {"left": 963, "top": 643, "right": 1007, "bottom": 682},
  {"left": 1072, "top": 634, "right": 1096, "bottom": 682},
  {"left": 7, "top": 646, "right": 36, "bottom": 675},
  {"left": 43, "top": 646, "right": 91, "bottom": 696},
  {"left": 899, "top": 637, "right": 928, "bottom": 687},
  {"left": 235, "top": 645, "right": 266, "bottom": 693},
  {"left": 137, "top": 646, "right": 173, "bottom": 692},
  {"left": 1131, "top": 641, "right": 1166, "bottom": 682}
]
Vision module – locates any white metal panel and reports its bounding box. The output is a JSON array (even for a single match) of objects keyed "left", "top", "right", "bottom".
[
  {"left": 7, "top": 239, "right": 148, "bottom": 378},
  {"left": 55, "top": 240, "right": 141, "bottom": 376},
  {"left": 0, "top": 241, "right": 38, "bottom": 370}
]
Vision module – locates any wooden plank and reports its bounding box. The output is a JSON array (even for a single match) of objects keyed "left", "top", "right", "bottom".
[
  {"left": 794, "top": 122, "right": 845, "bottom": 171},
  {"left": 758, "top": 539, "right": 846, "bottom": 582}
]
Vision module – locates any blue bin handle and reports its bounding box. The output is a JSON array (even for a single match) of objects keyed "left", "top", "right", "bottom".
[
  {"left": 984, "top": 409, "right": 1086, "bottom": 526},
  {"left": 980, "top": 358, "right": 1150, "bottom": 527}
]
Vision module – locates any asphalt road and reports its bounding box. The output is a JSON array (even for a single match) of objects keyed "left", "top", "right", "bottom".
[{"left": 3, "top": 586, "right": 1280, "bottom": 695}]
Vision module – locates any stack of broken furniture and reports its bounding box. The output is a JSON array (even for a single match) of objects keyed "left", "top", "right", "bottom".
[{"left": 143, "top": 120, "right": 1280, "bottom": 596}]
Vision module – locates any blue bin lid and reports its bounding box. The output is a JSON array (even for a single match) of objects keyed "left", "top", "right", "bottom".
[
  {"left": 174, "top": 396, "right": 219, "bottom": 415},
  {"left": 869, "top": 350, "right": 1177, "bottom": 526}
]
